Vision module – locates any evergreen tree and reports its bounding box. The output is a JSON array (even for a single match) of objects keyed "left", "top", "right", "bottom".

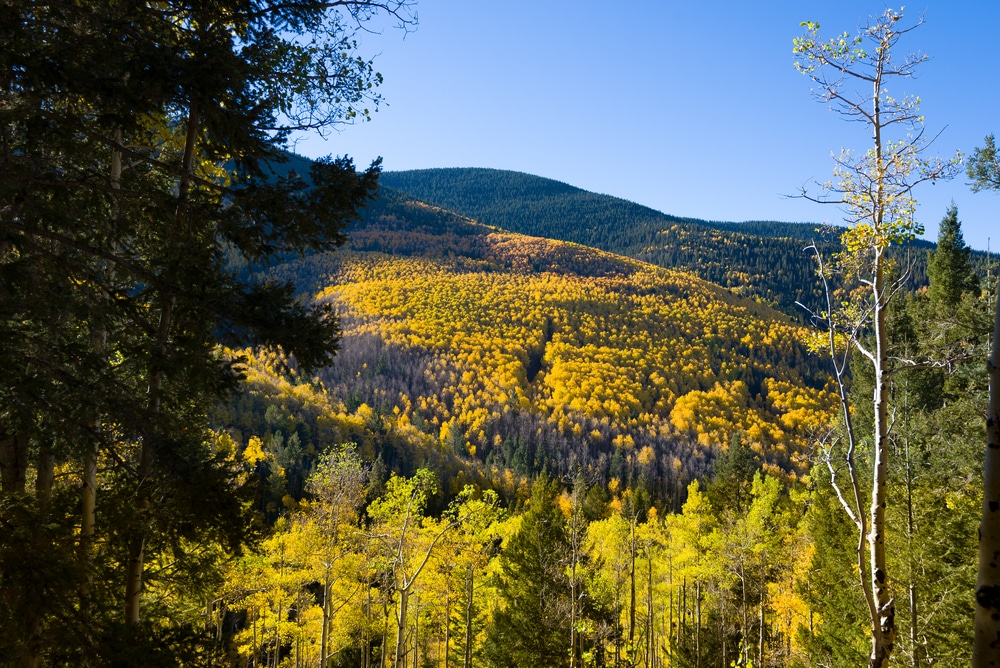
[
  {"left": 0, "top": 0, "right": 413, "bottom": 662},
  {"left": 484, "top": 476, "right": 571, "bottom": 668},
  {"left": 707, "top": 432, "right": 758, "bottom": 513},
  {"left": 799, "top": 476, "right": 871, "bottom": 666},
  {"left": 927, "top": 204, "right": 979, "bottom": 310}
]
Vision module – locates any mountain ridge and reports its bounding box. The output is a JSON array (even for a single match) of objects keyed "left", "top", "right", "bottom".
[
  {"left": 378, "top": 168, "right": 841, "bottom": 313},
  {"left": 379, "top": 167, "right": 984, "bottom": 314}
]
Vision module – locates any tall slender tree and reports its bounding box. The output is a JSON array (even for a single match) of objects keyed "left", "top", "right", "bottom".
[
  {"left": 967, "top": 133, "right": 1000, "bottom": 667},
  {"left": 793, "top": 9, "right": 960, "bottom": 667}
]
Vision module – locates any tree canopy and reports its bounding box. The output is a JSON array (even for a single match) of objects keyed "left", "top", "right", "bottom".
[{"left": 1, "top": 0, "right": 412, "bottom": 661}]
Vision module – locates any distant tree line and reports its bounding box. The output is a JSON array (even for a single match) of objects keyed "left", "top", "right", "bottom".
[{"left": 379, "top": 168, "right": 994, "bottom": 317}]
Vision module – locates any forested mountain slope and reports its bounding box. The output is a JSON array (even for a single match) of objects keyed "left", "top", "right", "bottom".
[
  {"left": 380, "top": 167, "right": 990, "bottom": 313},
  {"left": 202, "top": 184, "right": 982, "bottom": 668},
  {"left": 220, "top": 189, "right": 837, "bottom": 512}
]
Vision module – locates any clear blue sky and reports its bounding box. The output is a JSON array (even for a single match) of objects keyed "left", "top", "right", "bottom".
[{"left": 294, "top": 1, "right": 1000, "bottom": 252}]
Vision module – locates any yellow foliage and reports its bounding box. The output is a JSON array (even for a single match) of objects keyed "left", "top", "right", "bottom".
[
  {"left": 637, "top": 445, "right": 656, "bottom": 466},
  {"left": 286, "top": 225, "right": 836, "bottom": 476},
  {"left": 243, "top": 436, "right": 272, "bottom": 467},
  {"left": 557, "top": 492, "right": 574, "bottom": 518}
]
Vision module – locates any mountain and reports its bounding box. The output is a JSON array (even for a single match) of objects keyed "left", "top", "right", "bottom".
[
  {"left": 219, "top": 188, "right": 837, "bottom": 510},
  {"left": 379, "top": 167, "right": 978, "bottom": 314}
]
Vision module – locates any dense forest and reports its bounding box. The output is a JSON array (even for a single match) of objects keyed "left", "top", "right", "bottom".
[
  {"left": 202, "top": 189, "right": 990, "bottom": 668},
  {"left": 224, "top": 192, "right": 836, "bottom": 512},
  {"left": 380, "top": 168, "right": 996, "bottom": 315},
  {"left": 2, "top": 2, "right": 999, "bottom": 668}
]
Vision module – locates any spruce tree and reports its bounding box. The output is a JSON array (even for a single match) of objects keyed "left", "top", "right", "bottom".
[
  {"left": 927, "top": 204, "right": 979, "bottom": 310},
  {"left": 484, "top": 476, "right": 571, "bottom": 668},
  {"left": 800, "top": 476, "right": 871, "bottom": 666}
]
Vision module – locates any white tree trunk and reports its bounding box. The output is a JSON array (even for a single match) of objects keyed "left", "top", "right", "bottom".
[{"left": 974, "top": 279, "right": 1000, "bottom": 666}]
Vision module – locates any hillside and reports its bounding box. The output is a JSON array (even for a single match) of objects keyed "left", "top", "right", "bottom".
[
  {"left": 219, "top": 189, "right": 837, "bottom": 510},
  {"left": 378, "top": 167, "right": 971, "bottom": 313}
]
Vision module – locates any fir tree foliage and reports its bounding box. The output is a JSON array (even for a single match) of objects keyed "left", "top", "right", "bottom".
[
  {"left": 484, "top": 475, "right": 572, "bottom": 668},
  {"left": 968, "top": 134, "right": 1000, "bottom": 193},
  {"left": 927, "top": 204, "right": 979, "bottom": 310},
  {"left": 0, "top": 0, "right": 413, "bottom": 661}
]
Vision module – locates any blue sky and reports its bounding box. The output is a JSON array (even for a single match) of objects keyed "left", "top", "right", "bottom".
[{"left": 294, "top": 1, "right": 1000, "bottom": 252}]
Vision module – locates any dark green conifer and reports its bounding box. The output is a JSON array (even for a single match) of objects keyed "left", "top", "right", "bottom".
[
  {"left": 0, "top": 0, "right": 409, "bottom": 662},
  {"left": 927, "top": 204, "right": 980, "bottom": 310},
  {"left": 484, "top": 475, "right": 571, "bottom": 668}
]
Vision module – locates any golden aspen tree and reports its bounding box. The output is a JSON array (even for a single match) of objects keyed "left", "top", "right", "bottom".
[{"left": 368, "top": 471, "right": 497, "bottom": 668}]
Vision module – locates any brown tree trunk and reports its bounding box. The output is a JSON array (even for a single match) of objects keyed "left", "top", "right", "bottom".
[
  {"left": 0, "top": 431, "right": 28, "bottom": 494},
  {"left": 124, "top": 101, "right": 198, "bottom": 625}
]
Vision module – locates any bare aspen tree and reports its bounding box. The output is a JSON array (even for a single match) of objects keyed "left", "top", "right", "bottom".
[
  {"left": 975, "top": 279, "right": 1000, "bottom": 666},
  {"left": 968, "top": 135, "right": 1000, "bottom": 666}
]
